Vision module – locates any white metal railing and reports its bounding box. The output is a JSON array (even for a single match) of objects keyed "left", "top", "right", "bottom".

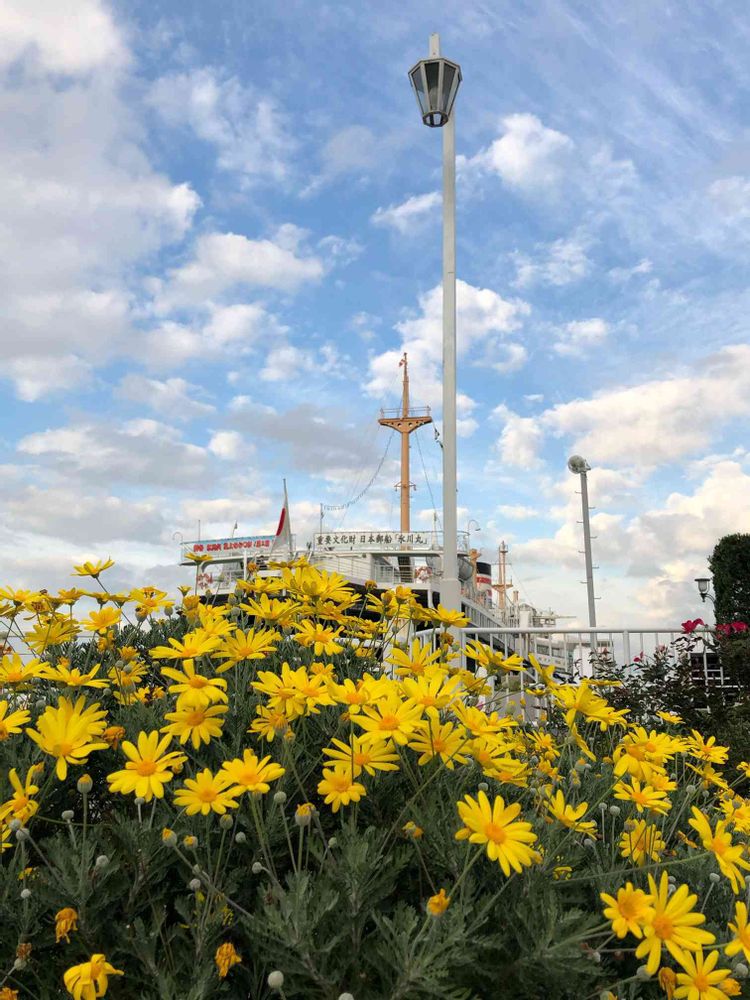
[{"left": 419, "top": 624, "right": 726, "bottom": 688}]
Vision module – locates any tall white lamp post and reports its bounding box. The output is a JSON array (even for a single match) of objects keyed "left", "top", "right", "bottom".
[
  {"left": 409, "top": 34, "right": 462, "bottom": 611},
  {"left": 568, "top": 455, "right": 597, "bottom": 627}
]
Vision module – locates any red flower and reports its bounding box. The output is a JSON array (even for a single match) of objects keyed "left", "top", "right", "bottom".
[
  {"left": 681, "top": 618, "right": 704, "bottom": 634},
  {"left": 716, "top": 623, "right": 732, "bottom": 637},
  {"left": 732, "top": 621, "right": 748, "bottom": 634}
]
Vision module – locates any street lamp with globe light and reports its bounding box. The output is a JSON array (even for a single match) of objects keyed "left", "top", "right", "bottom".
[{"left": 408, "top": 34, "right": 462, "bottom": 613}]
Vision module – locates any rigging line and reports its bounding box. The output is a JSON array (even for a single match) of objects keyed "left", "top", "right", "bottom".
[
  {"left": 415, "top": 427, "right": 441, "bottom": 529},
  {"left": 321, "top": 430, "right": 396, "bottom": 514},
  {"left": 332, "top": 419, "right": 384, "bottom": 529}
]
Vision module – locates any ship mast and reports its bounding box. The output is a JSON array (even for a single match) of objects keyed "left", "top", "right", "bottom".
[
  {"left": 492, "top": 540, "right": 513, "bottom": 609},
  {"left": 378, "top": 353, "right": 432, "bottom": 533}
]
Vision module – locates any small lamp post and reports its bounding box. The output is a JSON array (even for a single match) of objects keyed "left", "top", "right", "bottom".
[
  {"left": 409, "top": 34, "right": 462, "bottom": 613},
  {"left": 695, "top": 577, "right": 715, "bottom": 605},
  {"left": 568, "top": 455, "right": 597, "bottom": 628}
]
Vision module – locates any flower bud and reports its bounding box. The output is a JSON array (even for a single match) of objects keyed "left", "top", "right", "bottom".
[
  {"left": 161, "top": 829, "right": 178, "bottom": 847},
  {"left": 273, "top": 791, "right": 287, "bottom": 805},
  {"left": 12, "top": 958, "right": 25, "bottom": 970},
  {"left": 685, "top": 784, "right": 697, "bottom": 796},
  {"left": 338, "top": 994, "right": 355, "bottom": 1000},
  {"left": 267, "top": 971, "right": 284, "bottom": 990},
  {"left": 15, "top": 828, "right": 29, "bottom": 842},
  {"left": 62, "top": 809, "right": 75, "bottom": 822},
  {"left": 219, "top": 814, "right": 233, "bottom": 830},
  {"left": 77, "top": 774, "right": 93, "bottom": 794},
  {"left": 709, "top": 872, "right": 721, "bottom": 883},
  {"left": 8, "top": 818, "right": 22, "bottom": 831},
  {"left": 20, "top": 888, "right": 31, "bottom": 900},
  {"left": 734, "top": 962, "right": 748, "bottom": 979},
  {"left": 122, "top": 663, "right": 134, "bottom": 675},
  {"left": 478, "top": 782, "right": 489, "bottom": 792},
  {"left": 328, "top": 836, "right": 337, "bottom": 848},
  {"left": 235, "top": 831, "right": 247, "bottom": 844},
  {"left": 183, "top": 835, "right": 198, "bottom": 849},
  {"left": 188, "top": 878, "right": 201, "bottom": 892},
  {"left": 164, "top": 605, "right": 173, "bottom": 616},
  {"left": 134, "top": 796, "right": 146, "bottom": 807},
  {"left": 192, "top": 864, "right": 202, "bottom": 875},
  {"left": 636, "top": 965, "right": 651, "bottom": 980},
  {"left": 583, "top": 838, "right": 596, "bottom": 849},
  {"left": 608, "top": 805, "right": 620, "bottom": 816},
  {"left": 35, "top": 698, "right": 46, "bottom": 710},
  {"left": 251, "top": 862, "right": 264, "bottom": 875},
  {"left": 95, "top": 854, "right": 109, "bottom": 869}
]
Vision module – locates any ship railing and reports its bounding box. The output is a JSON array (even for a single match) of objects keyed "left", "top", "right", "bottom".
[{"left": 379, "top": 405, "right": 431, "bottom": 419}]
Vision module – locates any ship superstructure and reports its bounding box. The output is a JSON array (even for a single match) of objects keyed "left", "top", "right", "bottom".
[{"left": 176, "top": 360, "right": 608, "bottom": 679}]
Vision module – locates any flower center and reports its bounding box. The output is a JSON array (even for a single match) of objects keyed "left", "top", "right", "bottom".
[
  {"left": 694, "top": 973, "right": 709, "bottom": 991},
  {"left": 198, "top": 786, "right": 217, "bottom": 802},
  {"left": 379, "top": 714, "right": 400, "bottom": 731},
  {"left": 185, "top": 710, "right": 206, "bottom": 726},
  {"left": 484, "top": 822, "right": 507, "bottom": 844},
  {"left": 136, "top": 760, "right": 157, "bottom": 776},
  {"left": 711, "top": 837, "right": 728, "bottom": 857},
  {"left": 330, "top": 774, "right": 352, "bottom": 792},
  {"left": 652, "top": 914, "right": 674, "bottom": 940},
  {"left": 189, "top": 676, "right": 208, "bottom": 688}
]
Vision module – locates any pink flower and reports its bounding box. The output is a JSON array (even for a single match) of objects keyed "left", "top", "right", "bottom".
[
  {"left": 716, "top": 623, "right": 732, "bottom": 637},
  {"left": 732, "top": 621, "right": 748, "bottom": 634},
  {"left": 681, "top": 618, "right": 704, "bottom": 634}
]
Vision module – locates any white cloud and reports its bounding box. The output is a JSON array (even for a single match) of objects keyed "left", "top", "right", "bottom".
[
  {"left": 7, "top": 354, "right": 92, "bottom": 401},
  {"left": 543, "top": 344, "right": 750, "bottom": 466},
  {"left": 152, "top": 231, "right": 324, "bottom": 310},
  {"left": 0, "top": 0, "right": 126, "bottom": 75},
  {"left": 461, "top": 113, "right": 574, "bottom": 190},
  {"left": 497, "top": 504, "right": 538, "bottom": 520},
  {"left": 366, "top": 280, "right": 530, "bottom": 408},
  {"left": 261, "top": 345, "right": 315, "bottom": 382},
  {"left": 3, "top": 485, "right": 165, "bottom": 545},
  {"left": 117, "top": 374, "right": 215, "bottom": 421},
  {"left": 493, "top": 406, "right": 544, "bottom": 469},
  {"left": 148, "top": 67, "right": 292, "bottom": 184},
  {"left": 553, "top": 318, "right": 610, "bottom": 356},
  {"left": 492, "top": 343, "right": 528, "bottom": 373},
  {"left": 608, "top": 258, "right": 653, "bottom": 283},
  {"left": 371, "top": 191, "right": 440, "bottom": 233},
  {"left": 512, "top": 234, "right": 592, "bottom": 288},
  {"left": 208, "top": 431, "right": 246, "bottom": 461},
  {"left": 0, "top": 4, "right": 200, "bottom": 381},
  {"left": 494, "top": 344, "right": 750, "bottom": 469},
  {"left": 510, "top": 459, "right": 750, "bottom": 624},
  {"left": 18, "top": 419, "right": 211, "bottom": 488},
  {"left": 203, "top": 303, "right": 282, "bottom": 347},
  {"left": 708, "top": 176, "right": 750, "bottom": 221}
]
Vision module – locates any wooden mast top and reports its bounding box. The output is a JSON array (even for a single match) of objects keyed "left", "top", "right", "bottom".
[{"left": 378, "top": 353, "right": 432, "bottom": 533}]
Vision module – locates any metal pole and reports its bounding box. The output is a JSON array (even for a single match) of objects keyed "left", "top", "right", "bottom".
[
  {"left": 579, "top": 470, "right": 597, "bottom": 627},
  {"left": 440, "top": 87, "right": 460, "bottom": 614}
]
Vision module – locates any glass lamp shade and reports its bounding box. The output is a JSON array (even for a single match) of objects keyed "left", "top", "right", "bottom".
[
  {"left": 408, "top": 57, "right": 462, "bottom": 127},
  {"left": 695, "top": 577, "right": 710, "bottom": 596}
]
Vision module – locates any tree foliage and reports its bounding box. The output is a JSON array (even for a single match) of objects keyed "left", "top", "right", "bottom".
[{"left": 709, "top": 533, "right": 750, "bottom": 625}]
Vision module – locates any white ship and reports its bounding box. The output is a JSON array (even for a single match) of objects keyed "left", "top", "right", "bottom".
[{"left": 176, "top": 356, "right": 608, "bottom": 678}]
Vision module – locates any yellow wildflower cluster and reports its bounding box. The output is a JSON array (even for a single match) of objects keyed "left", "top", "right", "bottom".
[{"left": 1, "top": 558, "right": 749, "bottom": 998}]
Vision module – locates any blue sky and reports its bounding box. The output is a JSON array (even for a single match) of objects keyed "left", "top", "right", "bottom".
[{"left": 2, "top": 0, "right": 750, "bottom": 624}]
